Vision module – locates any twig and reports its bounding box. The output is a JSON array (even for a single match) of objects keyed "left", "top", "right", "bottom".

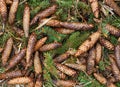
[
  {"left": 83, "top": 81, "right": 92, "bottom": 86},
  {"left": 19, "top": 0, "right": 28, "bottom": 5},
  {"left": 2, "top": 23, "right": 5, "bottom": 32},
  {"left": 0, "top": 80, "right": 5, "bottom": 84},
  {"left": 75, "top": 0, "right": 86, "bottom": 22},
  {"left": 32, "top": 16, "right": 56, "bottom": 32},
  {"left": 100, "top": 2, "right": 114, "bottom": 16},
  {"left": 18, "top": 43, "right": 22, "bottom": 53},
  {"left": 82, "top": 71, "right": 93, "bottom": 81},
  {"left": 6, "top": 30, "right": 22, "bottom": 41},
  {"left": 15, "top": 20, "right": 22, "bottom": 24}
]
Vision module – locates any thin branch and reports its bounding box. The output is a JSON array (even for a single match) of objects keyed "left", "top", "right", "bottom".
[
  {"left": 32, "top": 16, "right": 56, "bottom": 32},
  {"left": 19, "top": 0, "right": 28, "bottom": 5}
]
